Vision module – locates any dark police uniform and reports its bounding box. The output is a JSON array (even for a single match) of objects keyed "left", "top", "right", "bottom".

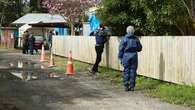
[
  {"left": 28, "top": 34, "right": 35, "bottom": 55},
  {"left": 91, "top": 27, "right": 110, "bottom": 74}
]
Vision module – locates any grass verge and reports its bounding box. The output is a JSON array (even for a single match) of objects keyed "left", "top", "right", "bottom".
[{"left": 48, "top": 55, "right": 195, "bottom": 108}]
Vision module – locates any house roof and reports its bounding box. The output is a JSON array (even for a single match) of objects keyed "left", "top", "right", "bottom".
[
  {"left": 0, "top": 27, "right": 17, "bottom": 30},
  {"left": 29, "top": 22, "right": 69, "bottom": 28},
  {"left": 12, "top": 13, "right": 67, "bottom": 25}
]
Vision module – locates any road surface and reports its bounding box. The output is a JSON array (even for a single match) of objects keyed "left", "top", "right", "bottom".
[{"left": 0, "top": 49, "right": 194, "bottom": 110}]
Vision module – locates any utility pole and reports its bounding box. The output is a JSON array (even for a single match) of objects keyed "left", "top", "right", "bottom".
[
  {"left": 192, "top": 0, "right": 195, "bottom": 18},
  {"left": 37, "top": 0, "right": 41, "bottom": 10},
  {"left": 17, "top": 0, "right": 22, "bottom": 17}
]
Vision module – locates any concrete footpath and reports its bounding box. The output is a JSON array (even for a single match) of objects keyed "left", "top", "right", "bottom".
[{"left": 0, "top": 49, "right": 194, "bottom": 110}]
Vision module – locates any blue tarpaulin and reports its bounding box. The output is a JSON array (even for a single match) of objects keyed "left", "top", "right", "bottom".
[
  {"left": 88, "top": 14, "right": 101, "bottom": 33},
  {"left": 55, "top": 27, "right": 69, "bottom": 36}
]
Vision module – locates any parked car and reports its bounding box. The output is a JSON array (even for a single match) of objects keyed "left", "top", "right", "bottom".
[{"left": 34, "top": 35, "right": 44, "bottom": 49}]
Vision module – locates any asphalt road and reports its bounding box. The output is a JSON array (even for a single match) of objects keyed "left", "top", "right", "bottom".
[{"left": 0, "top": 49, "right": 194, "bottom": 110}]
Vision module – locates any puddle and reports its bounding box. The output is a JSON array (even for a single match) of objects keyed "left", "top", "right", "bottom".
[
  {"left": 0, "top": 103, "right": 20, "bottom": 110},
  {"left": 0, "top": 72, "right": 64, "bottom": 82},
  {"left": 8, "top": 60, "right": 46, "bottom": 70},
  {"left": 0, "top": 60, "right": 64, "bottom": 81},
  {"left": 7, "top": 61, "right": 41, "bottom": 81},
  {"left": 0, "top": 65, "right": 9, "bottom": 69},
  {"left": 17, "top": 61, "right": 23, "bottom": 68},
  {"left": 10, "top": 71, "right": 37, "bottom": 81},
  {"left": 8, "top": 70, "right": 64, "bottom": 81},
  {"left": 9, "top": 63, "right": 14, "bottom": 67},
  {"left": 41, "top": 65, "right": 45, "bottom": 69},
  {"left": 49, "top": 72, "right": 60, "bottom": 78}
]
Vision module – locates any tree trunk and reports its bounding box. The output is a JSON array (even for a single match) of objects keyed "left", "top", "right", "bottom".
[
  {"left": 70, "top": 23, "right": 74, "bottom": 36},
  {"left": 175, "top": 24, "right": 185, "bottom": 35},
  {"left": 63, "top": 16, "right": 74, "bottom": 36}
]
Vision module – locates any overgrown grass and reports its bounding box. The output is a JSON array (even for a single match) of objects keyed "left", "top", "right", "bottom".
[
  {"left": 152, "top": 84, "right": 195, "bottom": 107},
  {"left": 46, "top": 55, "right": 90, "bottom": 73},
  {"left": 48, "top": 55, "right": 195, "bottom": 108}
]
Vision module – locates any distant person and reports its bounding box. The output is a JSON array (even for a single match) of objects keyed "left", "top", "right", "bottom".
[
  {"left": 118, "top": 26, "right": 142, "bottom": 91},
  {"left": 48, "top": 30, "right": 54, "bottom": 51},
  {"left": 22, "top": 31, "right": 29, "bottom": 54},
  {"left": 55, "top": 31, "right": 58, "bottom": 35},
  {"left": 14, "top": 31, "right": 18, "bottom": 48},
  {"left": 28, "top": 33, "right": 35, "bottom": 55},
  {"left": 33, "top": 40, "right": 39, "bottom": 54},
  {"left": 88, "top": 24, "right": 111, "bottom": 75}
]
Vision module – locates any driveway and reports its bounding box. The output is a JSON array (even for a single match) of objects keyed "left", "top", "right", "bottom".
[{"left": 0, "top": 49, "right": 194, "bottom": 110}]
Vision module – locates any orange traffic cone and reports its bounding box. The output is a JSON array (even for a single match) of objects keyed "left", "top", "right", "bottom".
[
  {"left": 66, "top": 51, "right": 75, "bottom": 75},
  {"left": 40, "top": 44, "right": 46, "bottom": 62},
  {"left": 48, "top": 52, "right": 55, "bottom": 67}
]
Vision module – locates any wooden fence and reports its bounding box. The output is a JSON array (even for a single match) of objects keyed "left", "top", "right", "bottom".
[
  {"left": 0, "top": 27, "right": 16, "bottom": 48},
  {"left": 53, "top": 36, "right": 195, "bottom": 85}
]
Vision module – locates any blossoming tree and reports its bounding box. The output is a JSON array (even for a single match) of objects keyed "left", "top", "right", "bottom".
[{"left": 41, "top": 0, "right": 101, "bottom": 34}]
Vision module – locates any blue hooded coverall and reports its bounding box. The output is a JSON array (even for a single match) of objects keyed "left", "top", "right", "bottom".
[{"left": 118, "top": 34, "right": 142, "bottom": 89}]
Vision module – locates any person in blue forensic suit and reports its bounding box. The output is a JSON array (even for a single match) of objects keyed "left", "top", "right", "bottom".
[
  {"left": 118, "top": 26, "right": 142, "bottom": 91},
  {"left": 89, "top": 24, "right": 111, "bottom": 75}
]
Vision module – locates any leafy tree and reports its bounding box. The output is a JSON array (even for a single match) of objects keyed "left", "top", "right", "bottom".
[
  {"left": 97, "top": 0, "right": 195, "bottom": 36},
  {"left": 29, "top": 0, "right": 39, "bottom": 12},
  {"left": 97, "top": 0, "right": 146, "bottom": 36},
  {"left": 0, "top": 0, "right": 21, "bottom": 26},
  {"left": 29, "top": 0, "right": 47, "bottom": 13},
  {"left": 141, "top": 0, "right": 192, "bottom": 35},
  {"left": 21, "top": 0, "right": 46, "bottom": 14},
  {"left": 0, "top": 0, "right": 42, "bottom": 26}
]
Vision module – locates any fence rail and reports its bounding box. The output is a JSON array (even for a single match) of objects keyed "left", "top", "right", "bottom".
[{"left": 53, "top": 36, "right": 195, "bottom": 85}]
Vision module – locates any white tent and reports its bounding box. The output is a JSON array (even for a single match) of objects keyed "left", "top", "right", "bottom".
[{"left": 18, "top": 24, "right": 32, "bottom": 47}]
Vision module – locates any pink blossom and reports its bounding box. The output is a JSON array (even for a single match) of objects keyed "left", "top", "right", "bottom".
[{"left": 41, "top": 0, "right": 101, "bottom": 20}]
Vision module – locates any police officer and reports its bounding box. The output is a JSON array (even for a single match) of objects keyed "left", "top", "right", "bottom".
[
  {"left": 48, "top": 30, "right": 54, "bottom": 51},
  {"left": 22, "top": 31, "right": 29, "bottom": 54},
  {"left": 28, "top": 33, "right": 35, "bottom": 55},
  {"left": 89, "top": 24, "right": 111, "bottom": 75},
  {"left": 118, "top": 26, "right": 142, "bottom": 91}
]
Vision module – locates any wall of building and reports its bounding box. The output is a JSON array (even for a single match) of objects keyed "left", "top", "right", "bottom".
[{"left": 0, "top": 27, "right": 17, "bottom": 48}]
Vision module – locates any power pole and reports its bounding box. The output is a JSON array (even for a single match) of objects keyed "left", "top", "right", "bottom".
[
  {"left": 192, "top": 0, "right": 195, "bottom": 18},
  {"left": 37, "top": 0, "right": 41, "bottom": 9},
  {"left": 17, "top": 0, "right": 22, "bottom": 17}
]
